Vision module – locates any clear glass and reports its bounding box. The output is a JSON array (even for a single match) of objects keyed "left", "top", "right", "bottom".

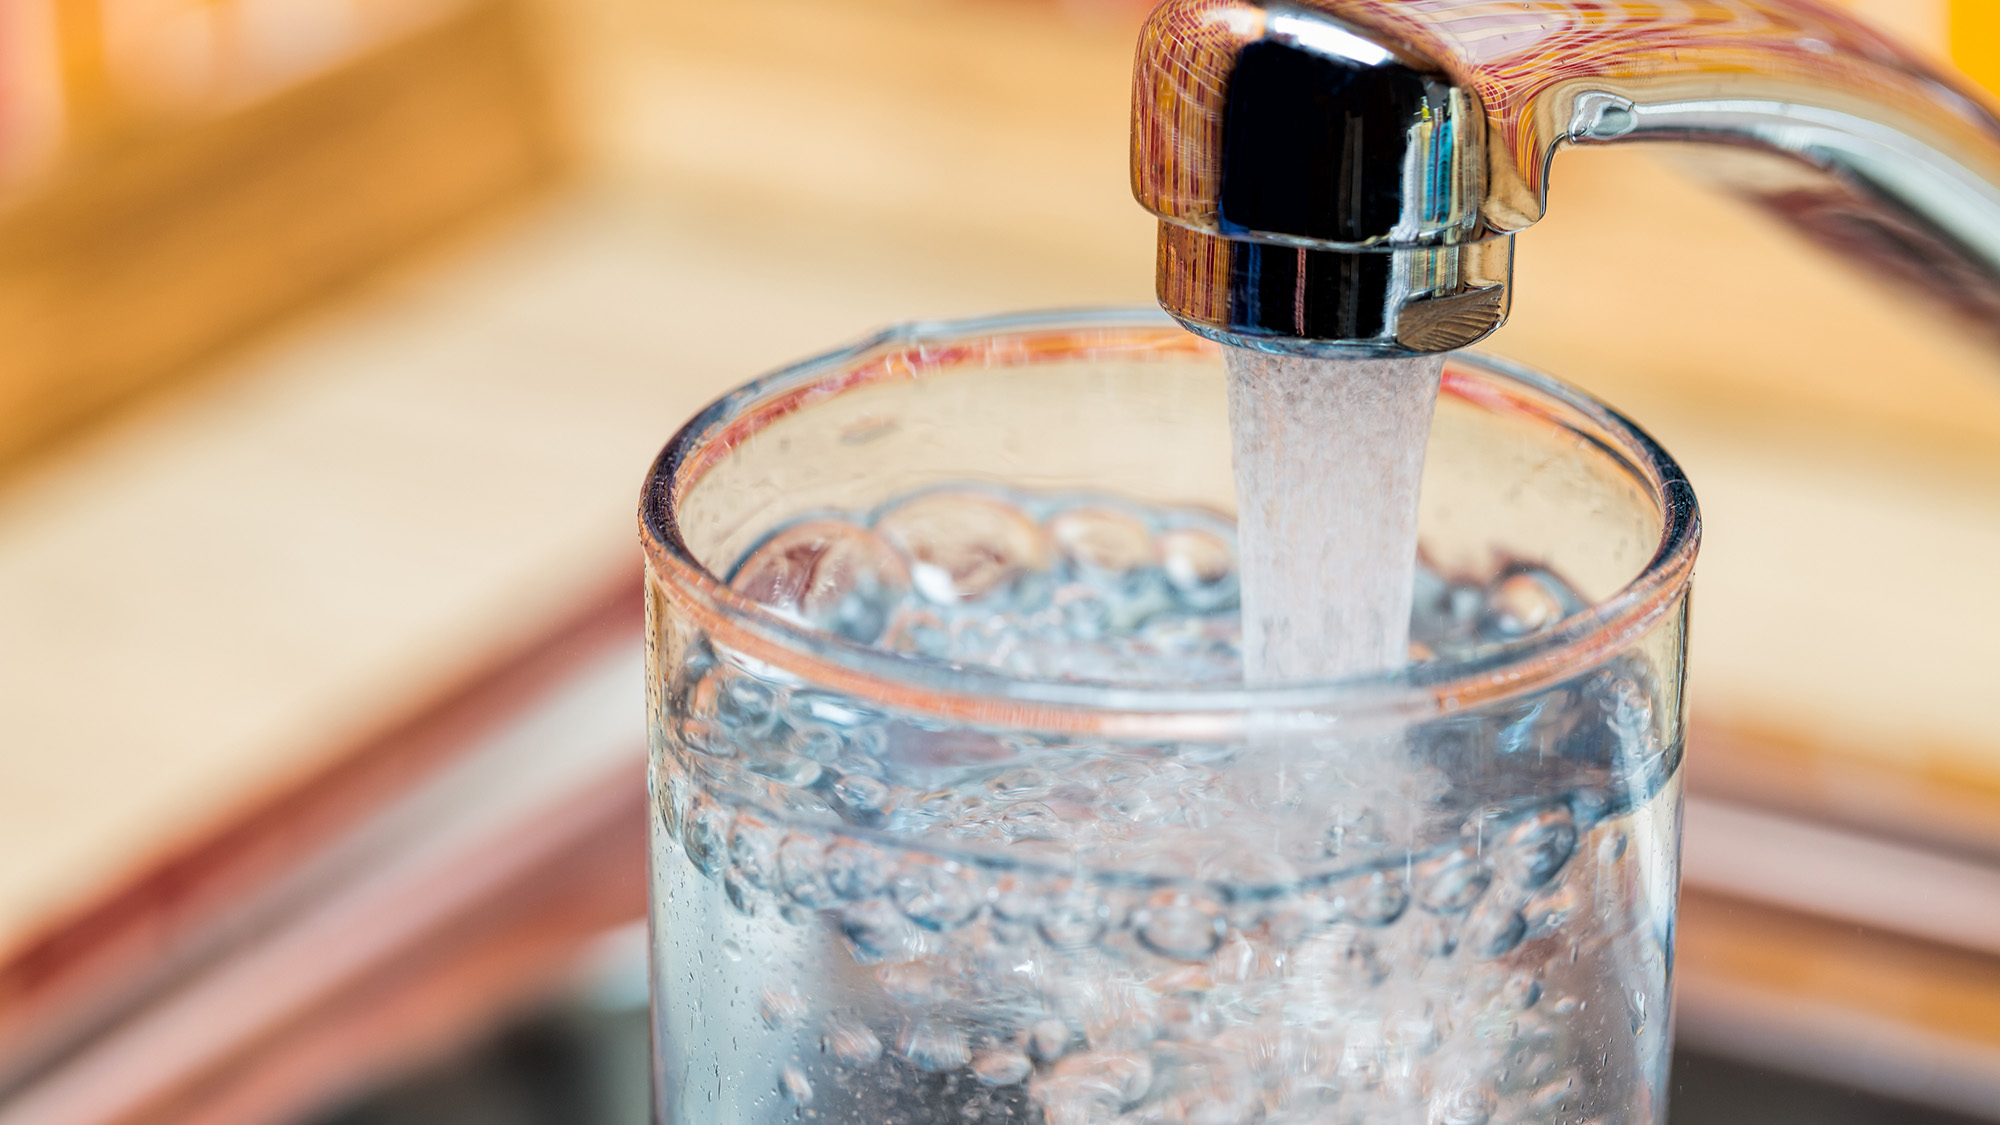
[{"left": 640, "top": 310, "right": 1698, "bottom": 1124}]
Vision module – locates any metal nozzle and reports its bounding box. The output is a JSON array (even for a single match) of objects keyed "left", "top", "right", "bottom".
[
  {"left": 1134, "top": 3, "right": 1509, "bottom": 355},
  {"left": 1134, "top": 0, "right": 2000, "bottom": 357}
]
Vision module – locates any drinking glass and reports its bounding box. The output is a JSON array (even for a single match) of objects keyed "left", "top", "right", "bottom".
[{"left": 640, "top": 309, "right": 1698, "bottom": 1124}]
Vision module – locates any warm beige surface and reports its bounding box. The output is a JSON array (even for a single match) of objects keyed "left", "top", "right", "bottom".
[
  {"left": 0, "top": 0, "right": 560, "bottom": 470},
  {"left": 6, "top": 0, "right": 2000, "bottom": 952}
]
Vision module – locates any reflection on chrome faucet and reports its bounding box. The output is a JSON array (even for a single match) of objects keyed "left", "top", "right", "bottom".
[{"left": 1133, "top": 0, "right": 2000, "bottom": 355}]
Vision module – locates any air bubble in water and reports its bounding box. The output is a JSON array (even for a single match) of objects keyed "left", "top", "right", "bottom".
[
  {"left": 899, "top": 1018, "right": 972, "bottom": 1072},
  {"left": 1461, "top": 897, "right": 1527, "bottom": 960},
  {"left": 723, "top": 868, "right": 755, "bottom": 914},
  {"left": 831, "top": 773, "right": 891, "bottom": 819},
  {"left": 731, "top": 518, "right": 912, "bottom": 644},
  {"left": 1337, "top": 870, "right": 1409, "bottom": 927},
  {"left": 987, "top": 768, "right": 1052, "bottom": 800},
  {"left": 876, "top": 491, "right": 1049, "bottom": 602},
  {"left": 1522, "top": 882, "right": 1580, "bottom": 940},
  {"left": 746, "top": 750, "right": 822, "bottom": 789},
  {"left": 1044, "top": 1051, "right": 1154, "bottom": 1113},
  {"left": 1037, "top": 885, "right": 1109, "bottom": 949},
  {"left": 1416, "top": 848, "right": 1492, "bottom": 914},
  {"left": 825, "top": 841, "right": 889, "bottom": 900},
  {"left": 760, "top": 983, "right": 807, "bottom": 1029},
  {"left": 876, "top": 960, "right": 946, "bottom": 1006},
  {"left": 715, "top": 675, "right": 782, "bottom": 738},
  {"left": 789, "top": 724, "right": 845, "bottom": 765},
  {"left": 890, "top": 860, "right": 981, "bottom": 930},
  {"left": 823, "top": 1017, "right": 883, "bottom": 1067},
  {"left": 972, "top": 1046, "right": 1034, "bottom": 1086},
  {"left": 1429, "top": 1082, "right": 1495, "bottom": 1125},
  {"left": 1500, "top": 973, "right": 1543, "bottom": 1011},
  {"left": 1498, "top": 807, "right": 1578, "bottom": 888},
  {"left": 840, "top": 899, "right": 915, "bottom": 960},
  {"left": 1600, "top": 673, "right": 1657, "bottom": 761},
  {"left": 778, "top": 835, "right": 835, "bottom": 908},
  {"left": 778, "top": 1065, "right": 814, "bottom": 1106},
  {"left": 1480, "top": 570, "right": 1570, "bottom": 638},
  {"left": 1028, "top": 1018, "right": 1073, "bottom": 1062},
  {"left": 1158, "top": 527, "right": 1238, "bottom": 610},
  {"left": 683, "top": 799, "right": 732, "bottom": 878},
  {"left": 729, "top": 817, "right": 781, "bottom": 889},
  {"left": 999, "top": 801, "right": 1064, "bottom": 841},
  {"left": 1049, "top": 507, "right": 1154, "bottom": 574},
  {"left": 1138, "top": 894, "right": 1224, "bottom": 960}
]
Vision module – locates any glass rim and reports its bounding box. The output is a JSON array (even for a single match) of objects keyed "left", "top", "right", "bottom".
[{"left": 639, "top": 307, "right": 1700, "bottom": 738}]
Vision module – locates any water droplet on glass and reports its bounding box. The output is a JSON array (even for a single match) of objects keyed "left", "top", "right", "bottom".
[{"left": 1528, "top": 1075, "right": 1576, "bottom": 1113}]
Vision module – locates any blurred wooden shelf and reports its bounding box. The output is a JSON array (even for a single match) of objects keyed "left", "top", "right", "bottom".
[
  {"left": 1679, "top": 888, "right": 2000, "bottom": 1119},
  {"left": 0, "top": 578, "right": 645, "bottom": 1125},
  {"left": 0, "top": 0, "right": 562, "bottom": 471}
]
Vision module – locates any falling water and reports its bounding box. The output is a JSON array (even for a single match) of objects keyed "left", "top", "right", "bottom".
[{"left": 1225, "top": 347, "right": 1445, "bottom": 682}]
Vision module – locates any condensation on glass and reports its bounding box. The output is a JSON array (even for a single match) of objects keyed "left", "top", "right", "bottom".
[{"left": 639, "top": 310, "right": 1699, "bottom": 1125}]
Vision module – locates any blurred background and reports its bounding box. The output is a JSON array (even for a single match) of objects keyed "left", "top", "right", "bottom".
[{"left": 2, "top": 0, "right": 1999, "bottom": 1122}]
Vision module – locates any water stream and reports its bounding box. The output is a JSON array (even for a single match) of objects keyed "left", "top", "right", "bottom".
[{"left": 1224, "top": 348, "right": 1446, "bottom": 682}]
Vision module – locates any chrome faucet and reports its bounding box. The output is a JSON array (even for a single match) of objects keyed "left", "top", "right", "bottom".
[{"left": 1132, "top": 0, "right": 2000, "bottom": 355}]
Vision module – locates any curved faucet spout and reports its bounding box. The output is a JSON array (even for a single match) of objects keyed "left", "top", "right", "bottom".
[{"left": 1133, "top": 0, "right": 2000, "bottom": 355}]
